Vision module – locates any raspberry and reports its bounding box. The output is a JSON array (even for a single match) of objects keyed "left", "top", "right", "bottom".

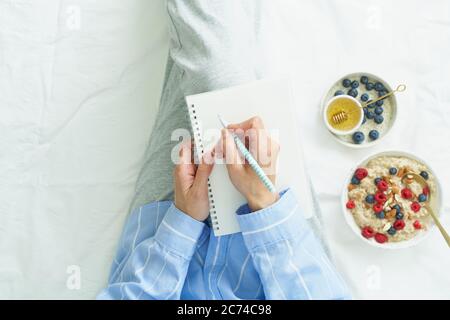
[
  {"left": 377, "top": 180, "right": 388, "bottom": 192},
  {"left": 373, "top": 203, "right": 384, "bottom": 213},
  {"left": 413, "top": 220, "right": 422, "bottom": 229},
  {"left": 401, "top": 188, "right": 413, "bottom": 199},
  {"left": 361, "top": 226, "right": 375, "bottom": 239},
  {"left": 374, "top": 233, "right": 388, "bottom": 244},
  {"left": 355, "top": 168, "right": 368, "bottom": 180},
  {"left": 374, "top": 192, "right": 387, "bottom": 204},
  {"left": 346, "top": 200, "right": 356, "bottom": 209},
  {"left": 394, "top": 219, "right": 405, "bottom": 230},
  {"left": 423, "top": 186, "right": 430, "bottom": 196},
  {"left": 411, "top": 202, "right": 421, "bottom": 212}
]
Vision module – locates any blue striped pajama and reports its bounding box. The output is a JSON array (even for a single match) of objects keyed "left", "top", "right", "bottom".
[{"left": 97, "top": 189, "right": 351, "bottom": 300}]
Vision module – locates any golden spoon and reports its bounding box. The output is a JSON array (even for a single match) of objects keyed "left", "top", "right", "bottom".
[
  {"left": 401, "top": 172, "right": 450, "bottom": 247},
  {"left": 332, "top": 84, "right": 407, "bottom": 124}
]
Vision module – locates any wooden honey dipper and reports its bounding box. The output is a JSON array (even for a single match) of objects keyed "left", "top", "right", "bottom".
[{"left": 332, "top": 84, "right": 406, "bottom": 125}]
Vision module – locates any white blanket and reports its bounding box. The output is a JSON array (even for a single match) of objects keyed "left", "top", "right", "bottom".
[{"left": 0, "top": 0, "right": 449, "bottom": 299}]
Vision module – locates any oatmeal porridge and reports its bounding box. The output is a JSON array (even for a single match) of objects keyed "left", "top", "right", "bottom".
[{"left": 345, "top": 156, "right": 437, "bottom": 244}]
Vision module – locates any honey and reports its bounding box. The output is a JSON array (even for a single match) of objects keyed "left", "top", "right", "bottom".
[{"left": 326, "top": 97, "right": 362, "bottom": 132}]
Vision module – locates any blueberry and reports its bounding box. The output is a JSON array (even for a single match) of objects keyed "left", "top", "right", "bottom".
[
  {"left": 334, "top": 90, "right": 345, "bottom": 96},
  {"left": 392, "top": 204, "right": 401, "bottom": 211},
  {"left": 374, "top": 106, "right": 384, "bottom": 115},
  {"left": 362, "top": 117, "right": 367, "bottom": 124},
  {"left": 374, "top": 177, "right": 382, "bottom": 185},
  {"left": 367, "top": 101, "right": 376, "bottom": 108},
  {"left": 351, "top": 176, "right": 361, "bottom": 185},
  {"left": 360, "top": 76, "right": 369, "bottom": 84},
  {"left": 361, "top": 93, "right": 370, "bottom": 102},
  {"left": 396, "top": 212, "right": 404, "bottom": 220},
  {"left": 375, "top": 82, "right": 384, "bottom": 91},
  {"left": 376, "top": 99, "right": 384, "bottom": 107},
  {"left": 369, "top": 130, "right": 379, "bottom": 140},
  {"left": 342, "top": 79, "right": 352, "bottom": 88},
  {"left": 351, "top": 80, "right": 359, "bottom": 89},
  {"left": 366, "top": 82, "right": 375, "bottom": 91},
  {"left": 363, "top": 107, "right": 369, "bottom": 115},
  {"left": 352, "top": 131, "right": 365, "bottom": 144},
  {"left": 418, "top": 194, "right": 427, "bottom": 202},
  {"left": 378, "top": 90, "right": 387, "bottom": 97},
  {"left": 348, "top": 89, "right": 358, "bottom": 98},
  {"left": 388, "top": 227, "right": 397, "bottom": 236},
  {"left": 366, "top": 111, "right": 375, "bottom": 119},
  {"left": 376, "top": 212, "right": 385, "bottom": 219},
  {"left": 366, "top": 195, "right": 375, "bottom": 204},
  {"left": 389, "top": 167, "right": 398, "bottom": 175},
  {"left": 420, "top": 171, "right": 429, "bottom": 180},
  {"left": 374, "top": 115, "right": 384, "bottom": 124}
]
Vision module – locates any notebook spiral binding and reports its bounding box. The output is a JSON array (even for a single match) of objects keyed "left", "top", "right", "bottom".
[{"left": 189, "top": 104, "right": 219, "bottom": 231}]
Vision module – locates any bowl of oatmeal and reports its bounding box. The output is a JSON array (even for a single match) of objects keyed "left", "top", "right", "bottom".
[
  {"left": 342, "top": 151, "right": 443, "bottom": 249},
  {"left": 322, "top": 72, "right": 398, "bottom": 148}
]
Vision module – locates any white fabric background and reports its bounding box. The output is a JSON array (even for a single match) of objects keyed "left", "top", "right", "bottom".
[{"left": 0, "top": 0, "right": 449, "bottom": 299}]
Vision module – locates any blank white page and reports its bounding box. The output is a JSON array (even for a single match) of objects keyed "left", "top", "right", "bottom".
[{"left": 186, "top": 77, "right": 313, "bottom": 236}]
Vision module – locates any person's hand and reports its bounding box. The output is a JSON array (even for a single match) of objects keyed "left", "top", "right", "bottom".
[
  {"left": 173, "top": 142, "right": 214, "bottom": 221},
  {"left": 220, "top": 116, "right": 280, "bottom": 212}
]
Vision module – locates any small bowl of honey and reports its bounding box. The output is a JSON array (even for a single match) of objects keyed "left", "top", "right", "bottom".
[{"left": 323, "top": 95, "right": 364, "bottom": 136}]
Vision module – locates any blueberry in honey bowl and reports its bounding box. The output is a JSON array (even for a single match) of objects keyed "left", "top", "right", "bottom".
[
  {"left": 366, "top": 82, "right": 374, "bottom": 91},
  {"left": 334, "top": 90, "right": 344, "bottom": 96},
  {"left": 375, "top": 82, "right": 384, "bottom": 91},
  {"left": 374, "top": 115, "right": 384, "bottom": 124},
  {"left": 360, "top": 75, "right": 368, "bottom": 84},
  {"left": 366, "top": 111, "right": 375, "bottom": 119},
  {"left": 369, "top": 130, "right": 379, "bottom": 140},
  {"left": 367, "top": 101, "right": 375, "bottom": 108},
  {"left": 378, "top": 90, "right": 387, "bottom": 97},
  {"left": 351, "top": 80, "right": 359, "bottom": 89},
  {"left": 348, "top": 89, "right": 358, "bottom": 98},
  {"left": 352, "top": 131, "right": 365, "bottom": 144},
  {"left": 342, "top": 79, "right": 351, "bottom": 88},
  {"left": 374, "top": 106, "right": 383, "bottom": 115},
  {"left": 361, "top": 93, "right": 369, "bottom": 102},
  {"left": 376, "top": 99, "right": 384, "bottom": 107}
]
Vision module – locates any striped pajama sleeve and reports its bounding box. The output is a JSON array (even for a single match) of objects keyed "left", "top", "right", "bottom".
[
  {"left": 236, "top": 189, "right": 352, "bottom": 300},
  {"left": 97, "top": 204, "right": 205, "bottom": 300}
]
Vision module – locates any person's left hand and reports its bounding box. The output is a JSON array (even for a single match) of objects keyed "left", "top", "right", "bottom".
[{"left": 174, "top": 142, "right": 214, "bottom": 222}]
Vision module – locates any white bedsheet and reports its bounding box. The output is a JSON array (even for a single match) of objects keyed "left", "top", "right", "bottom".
[
  {"left": 0, "top": 0, "right": 449, "bottom": 299},
  {"left": 0, "top": 0, "right": 168, "bottom": 298}
]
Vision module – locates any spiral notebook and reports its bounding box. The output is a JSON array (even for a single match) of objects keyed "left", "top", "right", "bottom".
[{"left": 186, "top": 77, "right": 313, "bottom": 236}]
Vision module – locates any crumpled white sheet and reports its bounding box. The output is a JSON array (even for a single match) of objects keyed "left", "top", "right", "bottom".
[
  {"left": 0, "top": 0, "right": 168, "bottom": 298},
  {"left": 1, "top": 0, "right": 449, "bottom": 299}
]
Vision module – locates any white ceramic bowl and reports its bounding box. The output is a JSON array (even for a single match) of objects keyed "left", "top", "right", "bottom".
[
  {"left": 341, "top": 150, "right": 443, "bottom": 249},
  {"left": 323, "top": 95, "right": 364, "bottom": 136},
  {"left": 322, "top": 72, "right": 398, "bottom": 148}
]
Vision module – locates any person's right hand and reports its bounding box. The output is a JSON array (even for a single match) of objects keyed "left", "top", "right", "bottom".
[{"left": 220, "top": 116, "right": 280, "bottom": 212}]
